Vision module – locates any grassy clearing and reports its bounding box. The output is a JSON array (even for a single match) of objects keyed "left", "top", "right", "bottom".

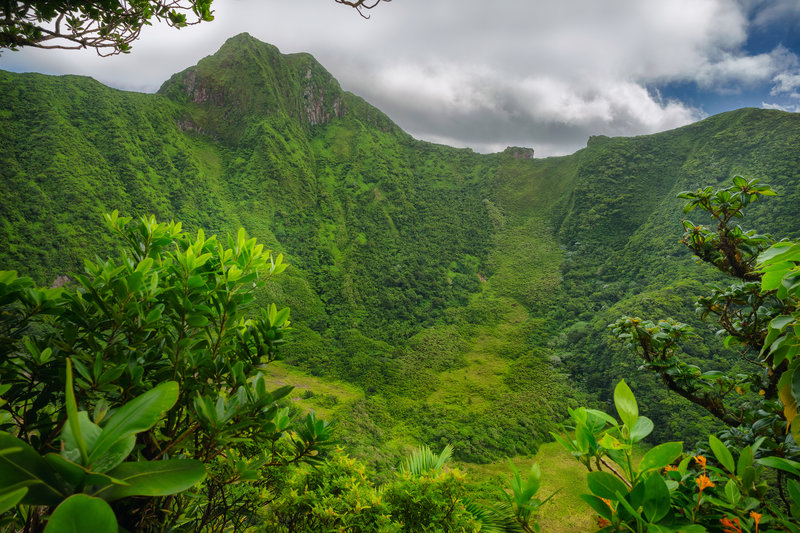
[
  {"left": 264, "top": 361, "right": 364, "bottom": 419},
  {"left": 426, "top": 303, "right": 528, "bottom": 411},
  {"left": 534, "top": 442, "right": 596, "bottom": 533},
  {"left": 457, "top": 442, "right": 595, "bottom": 533}
]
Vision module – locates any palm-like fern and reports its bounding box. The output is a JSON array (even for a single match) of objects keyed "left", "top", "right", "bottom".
[{"left": 401, "top": 444, "right": 454, "bottom": 475}]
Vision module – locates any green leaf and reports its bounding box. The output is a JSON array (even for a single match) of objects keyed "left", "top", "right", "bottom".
[
  {"left": 637, "top": 442, "right": 683, "bottom": 475},
  {"left": 580, "top": 494, "right": 613, "bottom": 520},
  {"left": 587, "top": 471, "right": 629, "bottom": 500},
  {"left": 599, "top": 433, "right": 628, "bottom": 451},
  {"left": 44, "top": 454, "right": 87, "bottom": 488},
  {"left": 268, "top": 384, "right": 294, "bottom": 403},
  {"left": 724, "top": 479, "right": 740, "bottom": 506},
  {"left": 65, "top": 359, "right": 89, "bottom": 465},
  {"left": 0, "top": 432, "right": 67, "bottom": 506},
  {"left": 630, "top": 416, "right": 654, "bottom": 443},
  {"left": 87, "top": 382, "right": 178, "bottom": 467},
  {"left": 273, "top": 307, "right": 290, "bottom": 327},
  {"left": 643, "top": 474, "right": 671, "bottom": 523},
  {"left": 614, "top": 380, "right": 638, "bottom": 430},
  {"left": 0, "top": 487, "right": 27, "bottom": 514},
  {"left": 94, "top": 459, "right": 206, "bottom": 501},
  {"left": 757, "top": 456, "right": 800, "bottom": 476},
  {"left": 708, "top": 435, "right": 735, "bottom": 473},
  {"left": 737, "top": 446, "right": 753, "bottom": 477},
  {"left": 61, "top": 411, "right": 101, "bottom": 464},
  {"left": 44, "top": 494, "right": 117, "bottom": 533},
  {"left": 614, "top": 490, "right": 642, "bottom": 520},
  {"left": 186, "top": 314, "right": 209, "bottom": 327},
  {"left": 787, "top": 479, "right": 800, "bottom": 506}
]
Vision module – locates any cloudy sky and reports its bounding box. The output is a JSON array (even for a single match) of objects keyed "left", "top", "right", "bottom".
[{"left": 3, "top": 0, "right": 800, "bottom": 156}]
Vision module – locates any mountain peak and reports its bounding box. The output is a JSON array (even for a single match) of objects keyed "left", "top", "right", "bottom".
[{"left": 157, "top": 34, "right": 346, "bottom": 140}]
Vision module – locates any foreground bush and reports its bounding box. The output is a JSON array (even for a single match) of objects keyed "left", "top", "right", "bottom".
[
  {"left": 557, "top": 178, "right": 800, "bottom": 532},
  {"left": 0, "top": 213, "right": 332, "bottom": 531}
]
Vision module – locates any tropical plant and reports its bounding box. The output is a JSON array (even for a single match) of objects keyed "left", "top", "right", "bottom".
[
  {"left": 0, "top": 212, "right": 333, "bottom": 531},
  {"left": 265, "top": 444, "right": 480, "bottom": 532},
  {"left": 555, "top": 380, "right": 800, "bottom": 532},
  {"left": 559, "top": 177, "right": 800, "bottom": 532},
  {"left": 401, "top": 444, "right": 454, "bottom": 475},
  {"left": 0, "top": 360, "right": 205, "bottom": 532}
]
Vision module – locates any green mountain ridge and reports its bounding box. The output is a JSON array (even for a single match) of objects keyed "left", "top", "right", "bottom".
[{"left": 2, "top": 33, "right": 800, "bottom": 468}]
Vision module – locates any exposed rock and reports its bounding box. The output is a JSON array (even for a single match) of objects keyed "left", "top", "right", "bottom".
[
  {"left": 503, "top": 146, "right": 534, "bottom": 160},
  {"left": 50, "top": 275, "right": 71, "bottom": 288},
  {"left": 302, "top": 85, "right": 344, "bottom": 126}
]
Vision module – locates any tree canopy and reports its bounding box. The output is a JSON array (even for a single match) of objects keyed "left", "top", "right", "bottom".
[{"left": 0, "top": 0, "right": 391, "bottom": 55}]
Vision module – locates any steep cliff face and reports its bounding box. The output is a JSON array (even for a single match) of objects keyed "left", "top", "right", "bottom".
[{"left": 158, "top": 33, "right": 350, "bottom": 142}]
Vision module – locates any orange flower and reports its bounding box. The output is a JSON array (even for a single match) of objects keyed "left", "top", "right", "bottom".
[
  {"left": 720, "top": 516, "right": 742, "bottom": 533},
  {"left": 750, "top": 510, "right": 762, "bottom": 533},
  {"left": 664, "top": 465, "right": 679, "bottom": 472},
  {"left": 695, "top": 474, "right": 715, "bottom": 510},
  {"left": 694, "top": 455, "right": 707, "bottom": 470},
  {"left": 696, "top": 474, "right": 715, "bottom": 491},
  {"left": 596, "top": 517, "right": 611, "bottom": 528}
]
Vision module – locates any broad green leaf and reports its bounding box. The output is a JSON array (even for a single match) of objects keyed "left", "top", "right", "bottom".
[
  {"left": 43, "top": 494, "right": 117, "bottom": 533},
  {"left": 724, "top": 479, "right": 740, "bottom": 506},
  {"left": 94, "top": 459, "right": 206, "bottom": 501},
  {"left": 643, "top": 474, "right": 670, "bottom": 523},
  {"left": 759, "top": 242, "right": 799, "bottom": 264},
  {"left": 580, "top": 494, "right": 613, "bottom": 520},
  {"left": 630, "top": 416, "right": 654, "bottom": 443},
  {"left": 637, "top": 442, "right": 683, "bottom": 474},
  {"left": 708, "top": 435, "right": 735, "bottom": 473},
  {"left": 0, "top": 432, "right": 67, "bottom": 506},
  {"left": 61, "top": 411, "right": 101, "bottom": 465},
  {"left": 762, "top": 264, "right": 793, "bottom": 291},
  {"left": 587, "top": 471, "right": 629, "bottom": 500},
  {"left": 757, "top": 456, "right": 800, "bottom": 476},
  {"left": 65, "top": 359, "right": 89, "bottom": 465},
  {"left": 268, "top": 384, "right": 294, "bottom": 403},
  {"left": 88, "top": 382, "right": 178, "bottom": 467},
  {"left": 90, "top": 434, "right": 135, "bottom": 473},
  {"left": 740, "top": 466, "right": 756, "bottom": 491},
  {"left": 614, "top": 380, "right": 638, "bottom": 430},
  {"left": 585, "top": 408, "right": 618, "bottom": 427},
  {"left": 599, "top": 433, "right": 629, "bottom": 451},
  {"left": 614, "top": 490, "right": 642, "bottom": 520},
  {"left": 737, "top": 446, "right": 753, "bottom": 477},
  {"left": 550, "top": 432, "right": 577, "bottom": 453},
  {"left": 273, "top": 307, "right": 290, "bottom": 327},
  {"left": 186, "top": 314, "right": 209, "bottom": 327},
  {"left": 44, "top": 454, "right": 87, "bottom": 488},
  {"left": 787, "top": 479, "right": 800, "bottom": 506},
  {"left": 732, "top": 175, "right": 747, "bottom": 187},
  {"left": 0, "top": 487, "right": 27, "bottom": 514}
]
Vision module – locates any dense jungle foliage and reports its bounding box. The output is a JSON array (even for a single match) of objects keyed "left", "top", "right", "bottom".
[{"left": 2, "top": 33, "right": 800, "bottom": 531}]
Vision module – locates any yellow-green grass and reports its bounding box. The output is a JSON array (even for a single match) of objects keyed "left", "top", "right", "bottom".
[
  {"left": 426, "top": 302, "right": 528, "bottom": 412},
  {"left": 263, "top": 361, "right": 364, "bottom": 419},
  {"left": 457, "top": 442, "right": 595, "bottom": 533}
]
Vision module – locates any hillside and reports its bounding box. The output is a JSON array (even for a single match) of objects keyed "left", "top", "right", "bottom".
[{"left": 2, "top": 33, "right": 800, "bottom": 471}]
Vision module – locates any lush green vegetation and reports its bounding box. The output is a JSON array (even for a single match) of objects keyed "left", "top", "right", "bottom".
[{"left": 2, "top": 33, "right": 800, "bottom": 531}]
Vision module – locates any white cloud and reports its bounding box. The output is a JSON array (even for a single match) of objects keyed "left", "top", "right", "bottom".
[
  {"left": 0, "top": 0, "right": 797, "bottom": 156},
  {"left": 771, "top": 71, "right": 800, "bottom": 97},
  {"left": 761, "top": 101, "right": 800, "bottom": 112}
]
